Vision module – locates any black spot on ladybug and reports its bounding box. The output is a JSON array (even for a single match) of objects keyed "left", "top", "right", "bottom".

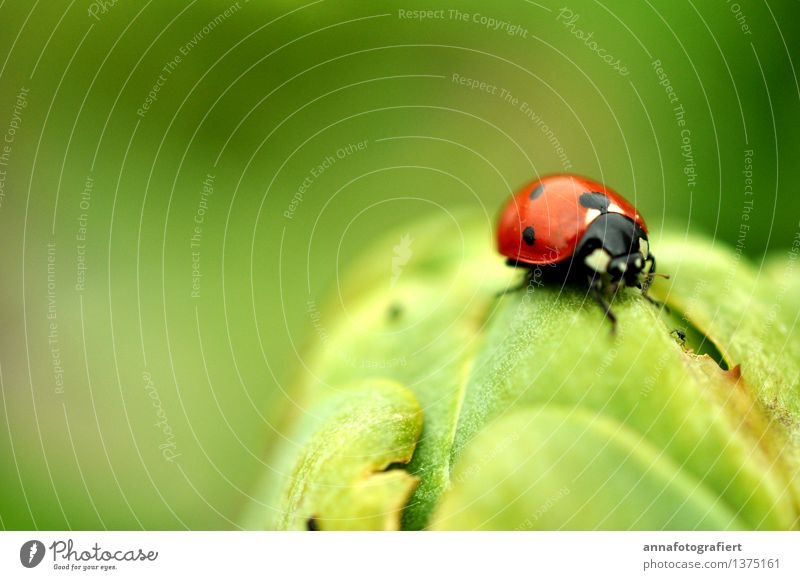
[
  {"left": 579, "top": 191, "right": 610, "bottom": 213},
  {"left": 522, "top": 226, "right": 536, "bottom": 246},
  {"left": 306, "top": 516, "right": 319, "bottom": 531},
  {"left": 529, "top": 184, "right": 545, "bottom": 200}
]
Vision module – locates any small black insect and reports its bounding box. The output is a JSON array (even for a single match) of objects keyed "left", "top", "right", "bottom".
[{"left": 670, "top": 328, "right": 687, "bottom": 345}]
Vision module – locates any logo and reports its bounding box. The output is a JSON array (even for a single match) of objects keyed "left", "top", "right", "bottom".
[
  {"left": 20, "top": 540, "right": 45, "bottom": 568},
  {"left": 390, "top": 233, "right": 414, "bottom": 287}
]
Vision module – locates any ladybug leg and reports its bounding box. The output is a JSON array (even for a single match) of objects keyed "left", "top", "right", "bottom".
[
  {"left": 639, "top": 287, "right": 663, "bottom": 306},
  {"left": 588, "top": 276, "right": 617, "bottom": 334},
  {"left": 639, "top": 288, "right": 671, "bottom": 314}
]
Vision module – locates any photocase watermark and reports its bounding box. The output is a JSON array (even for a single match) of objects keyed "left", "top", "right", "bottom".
[
  {"left": 641, "top": 348, "right": 671, "bottom": 398},
  {"left": 721, "top": 149, "right": 754, "bottom": 297},
  {"left": 190, "top": 173, "right": 214, "bottom": 299},
  {"left": 486, "top": 261, "right": 556, "bottom": 385},
  {"left": 652, "top": 59, "right": 679, "bottom": 106},
  {"left": 87, "top": 0, "right": 119, "bottom": 21},
  {"left": 340, "top": 352, "right": 408, "bottom": 370},
  {"left": 678, "top": 278, "right": 708, "bottom": 358},
  {"left": 761, "top": 224, "right": 800, "bottom": 335},
  {"left": 136, "top": 1, "right": 245, "bottom": 118},
  {"left": 398, "top": 8, "right": 529, "bottom": 38},
  {"left": 725, "top": 0, "right": 752, "bottom": 36},
  {"left": 20, "top": 540, "right": 46, "bottom": 568},
  {"left": 515, "top": 486, "right": 571, "bottom": 529},
  {"left": 47, "top": 241, "right": 65, "bottom": 395},
  {"left": 594, "top": 338, "right": 621, "bottom": 379},
  {"left": 45, "top": 538, "right": 158, "bottom": 572},
  {"left": 451, "top": 72, "right": 501, "bottom": 96},
  {"left": 284, "top": 139, "right": 368, "bottom": 219},
  {"left": 652, "top": 59, "right": 697, "bottom": 191},
  {"left": 451, "top": 73, "right": 573, "bottom": 170},
  {"left": 513, "top": 248, "right": 560, "bottom": 311},
  {"left": 306, "top": 298, "right": 330, "bottom": 345},
  {"left": 454, "top": 429, "right": 521, "bottom": 484},
  {"left": 75, "top": 174, "right": 93, "bottom": 292},
  {"left": 390, "top": 233, "right": 413, "bottom": 288},
  {"left": 305, "top": 297, "right": 408, "bottom": 369},
  {"left": 143, "top": 371, "right": 181, "bottom": 463},
  {"left": 675, "top": 105, "right": 697, "bottom": 190},
  {"left": 0, "top": 86, "right": 30, "bottom": 210},
  {"left": 556, "top": 8, "right": 629, "bottom": 76},
  {"left": 735, "top": 149, "right": 755, "bottom": 254}
]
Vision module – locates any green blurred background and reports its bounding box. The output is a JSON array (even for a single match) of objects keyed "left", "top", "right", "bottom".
[{"left": 0, "top": 0, "right": 798, "bottom": 529}]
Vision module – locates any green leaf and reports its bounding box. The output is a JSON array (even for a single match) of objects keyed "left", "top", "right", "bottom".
[
  {"left": 448, "top": 285, "right": 797, "bottom": 529},
  {"left": 432, "top": 407, "right": 746, "bottom": 530},
  {"left": 652, "top": 235, "right": 800, "bottom": 444},
  {"left": 260, "top": 378, "right": 422, "bottom": 530},
  {"left": 258, "top": 215, "right": 517, "bottom": 530},
  {"left": 243, "top": 216, "right": 800, "bottom": 530}
]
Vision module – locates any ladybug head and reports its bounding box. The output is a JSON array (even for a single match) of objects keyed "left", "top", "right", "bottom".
[
  {"left": 607, "top": 246, "right": 647, "bottom": 284},
  {"left": 577, "top": 213, "right": 651, "bottom": 285}
]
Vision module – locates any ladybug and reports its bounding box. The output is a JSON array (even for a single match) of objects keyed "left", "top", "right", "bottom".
[{"left": 497, "top": 174, "right": 662, "bottom": 331}]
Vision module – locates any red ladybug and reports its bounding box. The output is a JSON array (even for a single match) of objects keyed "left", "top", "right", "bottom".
[{"left": 497, "top": 174, "right": 660, "bottom": 330}]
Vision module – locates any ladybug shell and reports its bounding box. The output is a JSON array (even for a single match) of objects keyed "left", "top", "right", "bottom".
[{"left": 497, "top": 174, "right": 647, "bottom": 266}]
